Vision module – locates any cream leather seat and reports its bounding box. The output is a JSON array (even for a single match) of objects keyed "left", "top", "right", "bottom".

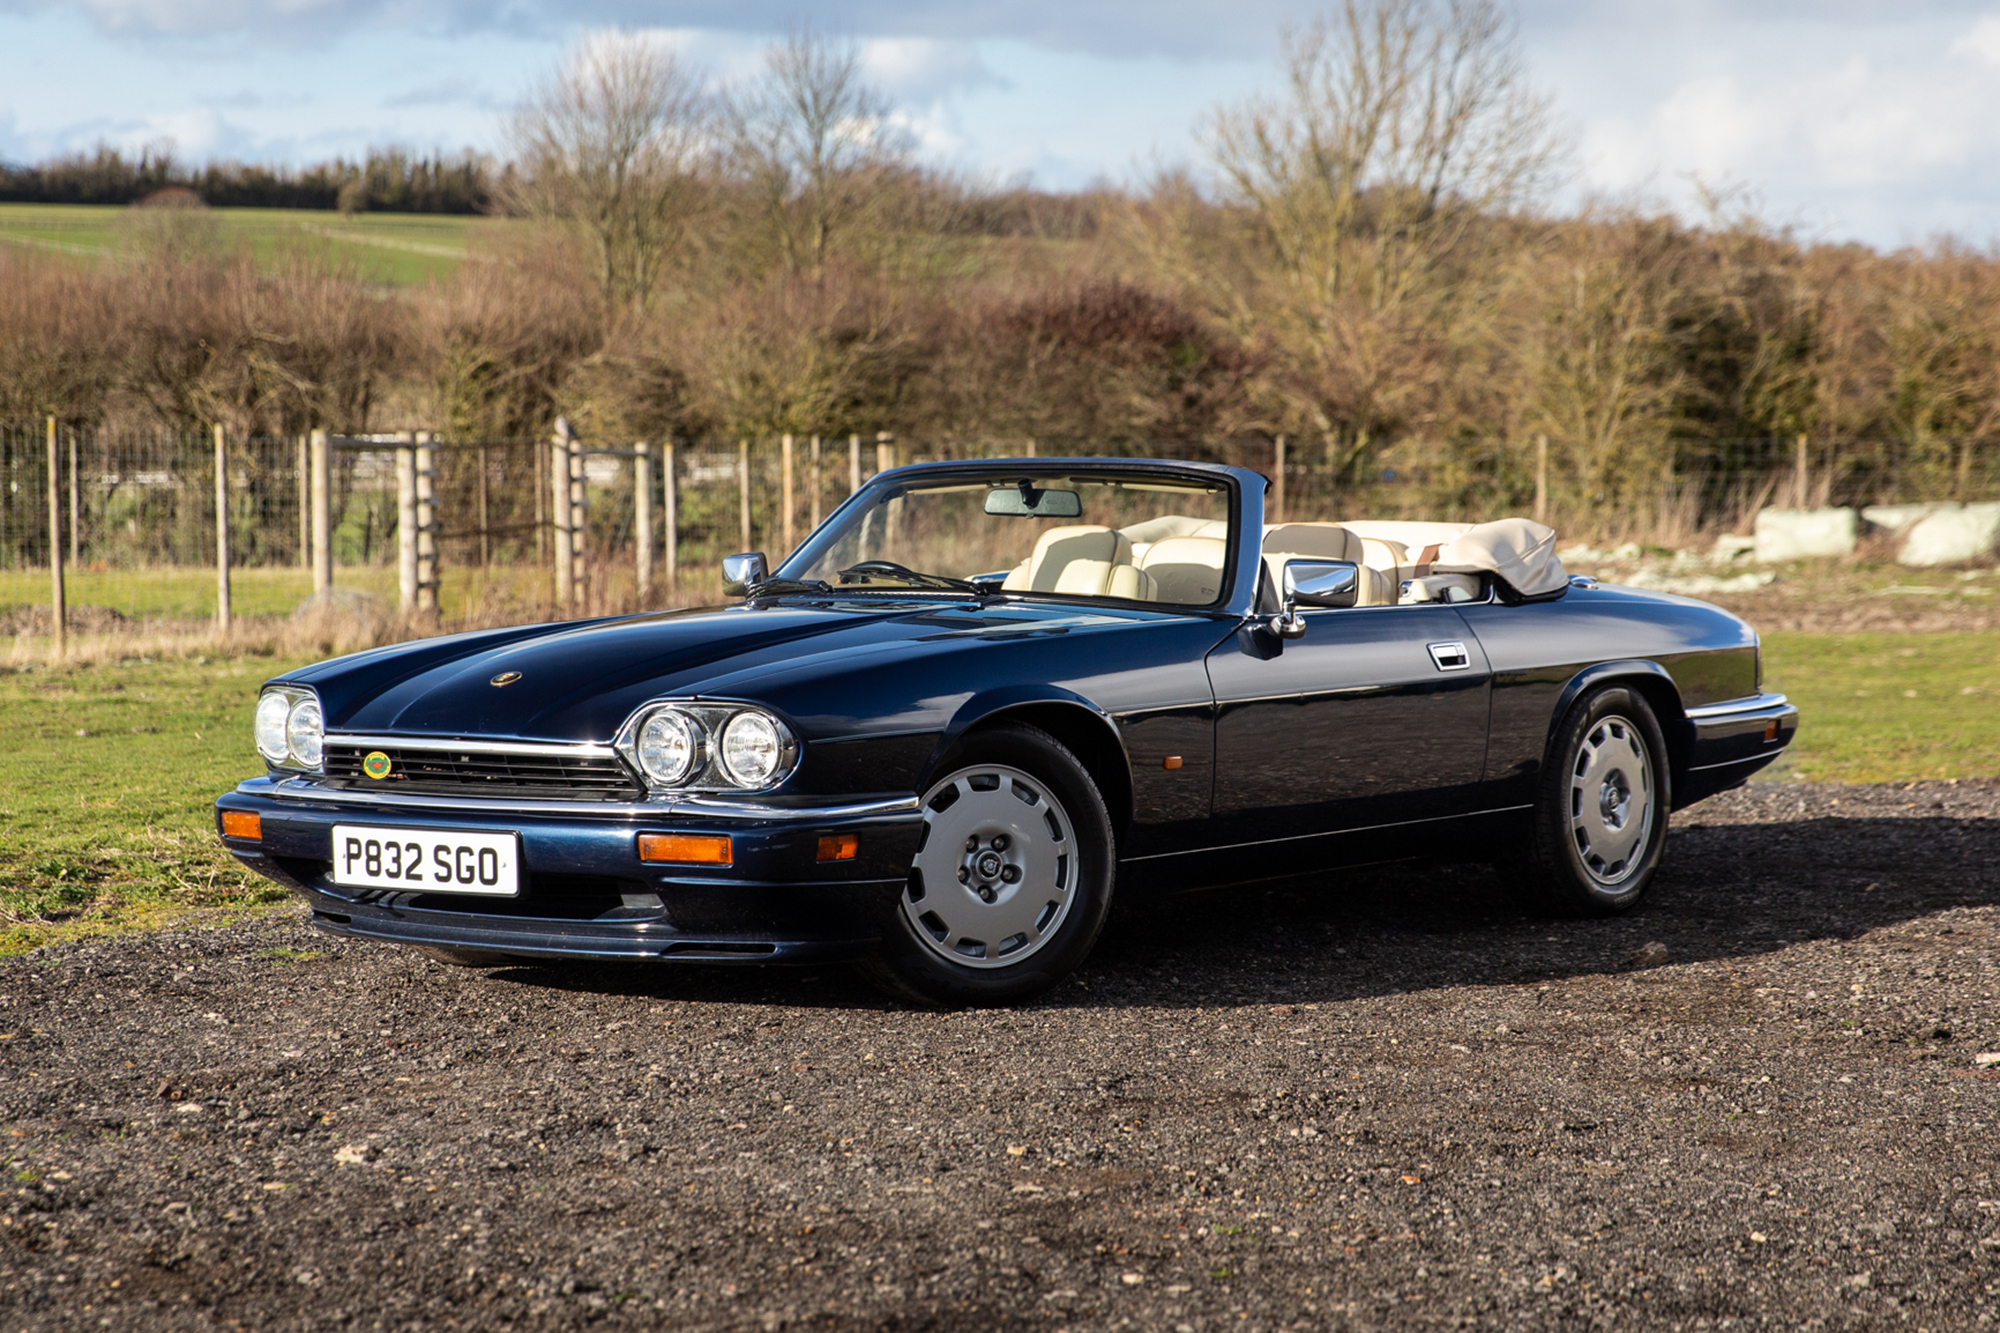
[
  {"left": 1121, "top": 515, "right": 1229, "bottom": 565},
  {"left": 1002, "top": 525, "right": 1155, "bottom": 599},
  {"left": 1137, "top": 535, "right": 1227, "bottom": 604},
  {"left": 1259, "top": 522, "right": 1395, "bottom": 606},
  {"left": 1333, "top": 520, "right": 1483, "bottom": 603}
]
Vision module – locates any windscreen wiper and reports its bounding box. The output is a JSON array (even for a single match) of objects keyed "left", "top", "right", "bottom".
[
  {"left": 744, "top": 576, "right": 833, "bottom": 596},
  {"left": 837, "top": 561, "right": 982, "bottom": 593}
]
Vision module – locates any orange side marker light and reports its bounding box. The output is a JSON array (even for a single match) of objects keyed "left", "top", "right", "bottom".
[
  {"left": 817, "top": 833, "right": 859, "bottom": 863},
  {"left": 638, "top": 834, "right": 733, "bottom": 865},
  {"left": 220, "top": 811, "right": 261, "bottom": 841},
  {"left": 1163, "top": 755, "right": 1184, "bottom": 771},
  {"left": 1764, "top": 720, "right": 1779, "bottom": 742}
]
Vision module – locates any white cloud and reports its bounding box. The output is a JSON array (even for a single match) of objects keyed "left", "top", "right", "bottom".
[{"left": 1541, "top": 6, "right": 2000, "bottom": 243}]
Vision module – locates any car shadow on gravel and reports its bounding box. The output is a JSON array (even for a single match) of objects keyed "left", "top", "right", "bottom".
[{"left": 474, "top": 802, "right": 2000, "bottom": 1013}]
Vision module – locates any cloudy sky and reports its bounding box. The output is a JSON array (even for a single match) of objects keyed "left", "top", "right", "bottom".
[{"left": 2, "top": 0, "right": 1996, "bottom": 248}]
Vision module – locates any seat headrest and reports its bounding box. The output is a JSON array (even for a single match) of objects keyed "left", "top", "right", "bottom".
[
  {"left": 1021, "top": 525, "right": 1131, "bottom": 593},
  {"left": 1138, "top": 535, "right": 1227, "bottom": 604},
  {"left": 1261, "top": 523, "right": 1361, "bottom": 562}
]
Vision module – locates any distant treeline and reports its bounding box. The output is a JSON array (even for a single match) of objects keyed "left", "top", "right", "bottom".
[{"left": 0, "top": 146, "right": 496, "bottom": 214}]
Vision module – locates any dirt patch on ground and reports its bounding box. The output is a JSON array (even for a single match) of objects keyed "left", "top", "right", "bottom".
[{"left": 3, "top": 780, "right": 1998, "bottom": 1330}]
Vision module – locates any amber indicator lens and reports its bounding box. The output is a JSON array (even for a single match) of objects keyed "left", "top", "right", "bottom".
[
  {"left": 638, "top": 833, "right": 732, "bottom": 865},
  {"left": 1764, "top": 721, "right": 1779, "bottom": 742},
  {"left": 816, "top": 833, "right": 859, "bottom": 862},
  {"left": 220, "top": 811, "right": 262, "bottom": 840},
  {"left": 1163, "top": 755, "right": 1184, "bottom": 770}
]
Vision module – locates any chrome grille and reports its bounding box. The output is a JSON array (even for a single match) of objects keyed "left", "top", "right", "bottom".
[{"left": 322, "top": 742, "right": 641, "bottom": 801}]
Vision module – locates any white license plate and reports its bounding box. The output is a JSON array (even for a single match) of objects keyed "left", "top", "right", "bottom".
[{"left": 330, "top": 825, "right": 520, "bottom": 897}]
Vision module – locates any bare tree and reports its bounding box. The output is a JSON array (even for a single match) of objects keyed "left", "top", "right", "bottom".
[
  {"left": 732, "top": 25, "right": 911, "bottom": 276},
  {"left": 1195, "top": 0, "right": 1565, "bottom": 470},
  {"left": 508, "top": 32, "right": 714, "bottom": 313}
]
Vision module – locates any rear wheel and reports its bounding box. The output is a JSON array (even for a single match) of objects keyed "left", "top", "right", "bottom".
[
  {"left": 860, "top": 723, "right": 1114, "bottom": 1006},
  {"left": 1502, "top": 685, "right": 1669, "bottom": 916}
]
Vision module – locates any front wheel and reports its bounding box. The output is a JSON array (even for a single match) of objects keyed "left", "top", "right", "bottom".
[
  {"left": 860, "top": 723, "right": 1115, "bottom": 1006},
  {"left": 1502, "top": 685, "right": 1670, "bottom": 916}
]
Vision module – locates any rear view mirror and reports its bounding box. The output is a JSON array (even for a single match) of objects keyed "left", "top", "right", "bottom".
[{"left": 985, "top": 485, "right": 1082, "bottom": 518}]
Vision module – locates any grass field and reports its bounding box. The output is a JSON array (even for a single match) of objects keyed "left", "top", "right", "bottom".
[
  {"left": 0, "top": 202, "right": 507, "bottom": 285},
  {"left": 0, "top": 564, "right": 551, "bottom": 623},
  {"left": 1760, "top": 631, "right": 2000, "bottom": 782},
  {"left": 0, "top": 632, "right": 1991, "bottom": 956}
]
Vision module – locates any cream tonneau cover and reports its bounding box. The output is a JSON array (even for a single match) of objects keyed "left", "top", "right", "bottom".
[{"left": 999, "top": 516, "right": 1565, "bottom": 605}]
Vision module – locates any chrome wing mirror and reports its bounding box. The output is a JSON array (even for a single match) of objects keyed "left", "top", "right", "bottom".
[
  {"left": 1274, "top": 560, "right": 1358, "bottom": 639},
  {"left": 722, "top": 552, "right": 768, "bottom": 597}
]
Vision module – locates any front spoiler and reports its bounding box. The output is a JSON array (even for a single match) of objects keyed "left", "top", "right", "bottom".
[{"left": 216, "top": 777, "right": 923, "bottom": 965}]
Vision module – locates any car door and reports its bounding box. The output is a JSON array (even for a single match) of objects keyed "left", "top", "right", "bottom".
[{"left": 1204, "top": 601, "right": 1493, "bottom": 851}]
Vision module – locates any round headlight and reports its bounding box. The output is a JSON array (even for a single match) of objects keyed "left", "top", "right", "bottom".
[
  {"left": 636, "top": 710, "right": 697, "bottom": 786},
  {"left": 255, "top": 691, "right": 291, "bottom": 762},
  {"left": 719, "top": 712, "right": 783, "bottom": 786},
  {"left": 286, "top": 697, "right": 324, "bottom": 769}
]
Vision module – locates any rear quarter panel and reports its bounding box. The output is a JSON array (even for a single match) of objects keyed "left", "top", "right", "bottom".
[{"left": 1458, "top": 586, "right": 1760, "bottom": 804}]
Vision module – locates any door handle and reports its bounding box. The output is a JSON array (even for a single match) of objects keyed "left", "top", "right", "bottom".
[{"left": 1428, "top": 641, "right": 1471, "bottom": 672}]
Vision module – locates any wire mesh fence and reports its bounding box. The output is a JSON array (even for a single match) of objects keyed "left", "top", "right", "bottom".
[{"left": 2, "top": 423, "right": 1996, "bottom": 645}]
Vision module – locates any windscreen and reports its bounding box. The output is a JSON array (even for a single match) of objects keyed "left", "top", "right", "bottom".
[{"left": 783, "top": 474, "right": 1234, "bottom": 606}]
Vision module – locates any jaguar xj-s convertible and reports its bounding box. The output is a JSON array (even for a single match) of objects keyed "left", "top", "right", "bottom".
[{"left": 216, "top": 457, "right": 1797, "bottom": 1003}]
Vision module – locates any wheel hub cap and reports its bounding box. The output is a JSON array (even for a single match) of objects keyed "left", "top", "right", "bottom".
[
  {"left": 905, "top": 763, "right": 1075, "bottom": 969},
  {"left": 1568, "top": 717, "right": 1653, "bottom": 887}
]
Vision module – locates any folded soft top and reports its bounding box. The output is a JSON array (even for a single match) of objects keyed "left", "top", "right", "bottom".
[{"left": 1427, "top": 518, "right": 1568, "bottom": 598}]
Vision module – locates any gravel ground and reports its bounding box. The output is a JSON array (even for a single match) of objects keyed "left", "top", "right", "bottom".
[{"left": 4, "top": 779, "right": 1999, "bottom": 1331}]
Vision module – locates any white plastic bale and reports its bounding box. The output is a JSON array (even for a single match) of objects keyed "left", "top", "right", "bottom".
[
  {"left": 1753, "top": 508, "right": 1857, "bottom": 562},
  {"left": 1861, "top": 502, "right": 1955, "bottom": 534},
  {"left": 1898, "top": 503, "right": 2000, "bottom": 566}
]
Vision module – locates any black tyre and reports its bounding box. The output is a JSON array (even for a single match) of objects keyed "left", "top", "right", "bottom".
[
  {"left": 859, "top": 722, "right": 1115, "bottom": 1006},
  {"left": 1502, "top": 685, "right": 1670, "bottom": 916},
  {"left": 411, "top": 945, "right": 523, "bottom": 968}
]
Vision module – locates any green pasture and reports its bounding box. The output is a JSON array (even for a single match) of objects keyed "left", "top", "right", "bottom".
[
  {"left": 0, "top": 203, "right": 507, "bottom": 285},
  {"left": 0, "top": 654, "right": 311, "bottom": 954},
  {"left": 1759, "top": 631, "right": 2000, "bottom": 783},
  {"left": 0, "top": 631, "right": 1990, "bottom": 955},
  {"left": 0, "top": 564, "right": 531, "bottom": 623}
]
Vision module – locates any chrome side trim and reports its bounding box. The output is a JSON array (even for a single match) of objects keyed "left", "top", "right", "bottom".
[
  {"left": 1119, "top": 804, "right": 1534, "bottom": 862},
  {"left": 326, "top": 734, "right": 619, "bottom": 759},
  {"left": 240, "top": 775, "right": 919, "bottom": 822},
  {"left": 1684, "top": 693, "right": 1790, "bottom": 721}
]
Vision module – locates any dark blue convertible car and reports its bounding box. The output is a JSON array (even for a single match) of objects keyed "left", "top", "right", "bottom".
[{"left": 216, "top": 458, "right": 1797, "bottom": 1003}]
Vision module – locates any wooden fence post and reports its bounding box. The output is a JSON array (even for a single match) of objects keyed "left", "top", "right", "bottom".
[
  {"left": 477, "top": 445, "right": 490, "bottom": 569},
  {"left": 414, "top": 431, "right": 438, "bottom": 616},
  {"left": 45, "top": 417, "right": 63, "bottom": 661},
  {"left": 310, "top": 429, "right": 332, "bottom": 595},
  {"left": 663, "top": 440, "right": 678, "bottom": 594},
  {"left": 395, "top": 432, "right": 418, "bottom": 611},
  {"left": 1534, "top": 434, "right": 1549, "bottom": 526},
  {"left": 1795, "top": 433, "right": 1810, "bottom": 508},
  {"left": 551, "top": 423, "right": 573, "bottom": 612},
  {"left": 849, "top": 434, "right": 862, "bottom": 495},
  {"left": 738, "top": 438, "right": 752, "bottom": 553},
  {"left": 809, "top": 435, "right": 822, "bottom": 529},
  {"left": 569, "top": 430, "right": 589, "bottom": 613},
  {"left": 214, "top": 423, "right": 233, "bottom": 635},
  {"left": 67, "top": 432, "right": 78, "bottom": 566},
  {"left": 295, "top": 434, "right": 309, "bottom": 568},
  {"left": 781, "top": 433, "right": 795, "bottom": 555},
  {"left": 634, "top": 441, "right": 653, "bottom": 604},
  {"left": 1273, "top": 435, "right": 1286, "bottom": 523}
]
